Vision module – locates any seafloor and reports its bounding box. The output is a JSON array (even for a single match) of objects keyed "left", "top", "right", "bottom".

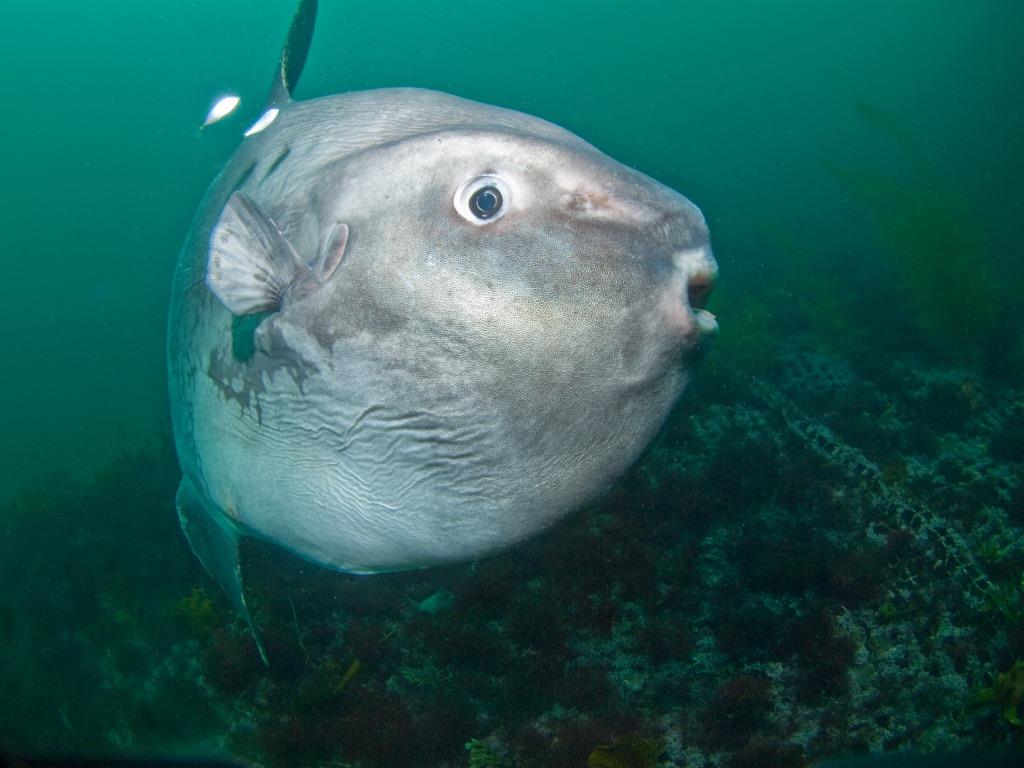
[{"left": 2, "top": 316, "right": 1023, "bottom": 767}]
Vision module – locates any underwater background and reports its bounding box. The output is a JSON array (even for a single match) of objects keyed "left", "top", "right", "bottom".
[{"left": 2, "top": 0, "right": 1023, "bottom": 765}]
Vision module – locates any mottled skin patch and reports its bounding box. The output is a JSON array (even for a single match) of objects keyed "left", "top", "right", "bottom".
[
  {"left": 206, "top": 348, "right": 255, "bottom": 415},
  {"left": 231, "top": 312, "right": 270, "bottom": 362},
  {"left": 205, "top": 318, "right": 319, "bottom": 426}
]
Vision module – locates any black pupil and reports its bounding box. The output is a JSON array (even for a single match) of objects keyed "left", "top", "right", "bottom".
[{"left": 470, "top": 186, "right": 502, "bottom": 218}]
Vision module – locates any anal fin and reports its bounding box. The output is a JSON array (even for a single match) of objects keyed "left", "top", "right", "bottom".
[{"left": 176, "top": 478, "right": 268, "bottom": 666}]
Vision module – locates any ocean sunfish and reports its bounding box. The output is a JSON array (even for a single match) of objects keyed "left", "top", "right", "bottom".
[{"left": 167, "top": 0, "right": 718, "bottom": 662}]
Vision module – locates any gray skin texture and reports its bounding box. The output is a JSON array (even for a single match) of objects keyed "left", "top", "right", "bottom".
[{"left": 168, "top": 87, "right": 717, "bottom": 574}]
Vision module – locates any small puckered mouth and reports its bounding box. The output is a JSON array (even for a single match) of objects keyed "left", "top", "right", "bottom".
[
  {"left": 687, "top": 271, "right": 718, "bottom": 336},
  {"left": 670, "top": 248, "right": 718, "bottom": 338},
  {"left": 687, "top": 272, "right": 715, "bottom": 310}
]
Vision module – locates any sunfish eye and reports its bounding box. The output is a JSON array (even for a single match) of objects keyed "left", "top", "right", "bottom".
[
  {"left": 454, "top": 175, "right": 512, "bottom": 225},
  {"left": 470, "top": 186, "right": 502, "bottom": 219}
]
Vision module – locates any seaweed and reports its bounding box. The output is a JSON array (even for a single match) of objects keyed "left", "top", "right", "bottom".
[
  {"left": 587, "top": 735, "right": 664, "bottom": 768},
  {"left": 828, "top": 100, "right": 1006, "bottom": 364},
  {"left": 172, "top": 587, "right": 219, "bottom": 636},
  {"left": 466, "top": 737, "right": 513, "bottom": 768},
  {"left": 830, "top": 162, "right": 997, "bottom": 352},
  {"left": 969, "top": 660, "right": 1024, "bottom": 731}
]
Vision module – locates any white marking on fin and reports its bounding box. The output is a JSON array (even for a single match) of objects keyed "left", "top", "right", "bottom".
[
  {"left": 244, "top": 107, "right": 279, "bottom": 137},
  {"left": 206, "top": 192, "right": 306, "bottom": 315},
  {"left": 203, "top": 94, "right": 240, "bottom": 127}
]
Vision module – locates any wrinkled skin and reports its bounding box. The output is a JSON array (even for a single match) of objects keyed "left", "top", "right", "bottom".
[{"left": 168, "top": 88, "right": 717, "bottom": 574}]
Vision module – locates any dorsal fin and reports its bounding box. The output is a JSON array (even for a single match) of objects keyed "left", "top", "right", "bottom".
[{"left": 267, "top": 0, "right": 319, "bottom": 108}]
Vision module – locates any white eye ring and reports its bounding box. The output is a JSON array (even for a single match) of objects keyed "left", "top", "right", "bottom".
[{"left": 454, "top": 175, "right": 512, "bottom": 225}]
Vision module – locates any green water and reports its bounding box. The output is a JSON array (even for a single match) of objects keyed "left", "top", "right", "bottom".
[
  {"left": 2, "top": 0, "right": 1021, "bottom": 498},
  {"left": 2, "top": 1, "right": 1023, "bottom": 765}
]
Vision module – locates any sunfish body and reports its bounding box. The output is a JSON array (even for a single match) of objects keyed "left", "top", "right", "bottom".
[{"left": 168, "top": 0, "right": 717, "bottom": 661}]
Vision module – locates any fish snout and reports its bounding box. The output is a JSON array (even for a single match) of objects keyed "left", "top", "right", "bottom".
[{"left": 662, "top": 246, "right": 718, "bottom": 342}]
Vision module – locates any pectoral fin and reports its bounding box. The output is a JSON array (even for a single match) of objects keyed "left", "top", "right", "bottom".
[
  {"left": 207, "top": 192, "right": 307, "bottom": 315},
  {"left": 176, "top": 478, "right": 268, "bottom": 666}
]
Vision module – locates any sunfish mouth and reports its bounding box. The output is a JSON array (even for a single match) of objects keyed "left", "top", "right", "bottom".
[
  {"left": 687, "top": 271, "right": 714, "bottom": 310},
  {"left": 662, "top": 249, "right": 718, "bottom": 341},
  {"left": 687, "top": 271, "right": 718, "bottom": 336}
]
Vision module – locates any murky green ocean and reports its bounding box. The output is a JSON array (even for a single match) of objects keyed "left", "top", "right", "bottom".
[{"left": 2, "top": 1, "right": 1022, "bottom": 766}]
